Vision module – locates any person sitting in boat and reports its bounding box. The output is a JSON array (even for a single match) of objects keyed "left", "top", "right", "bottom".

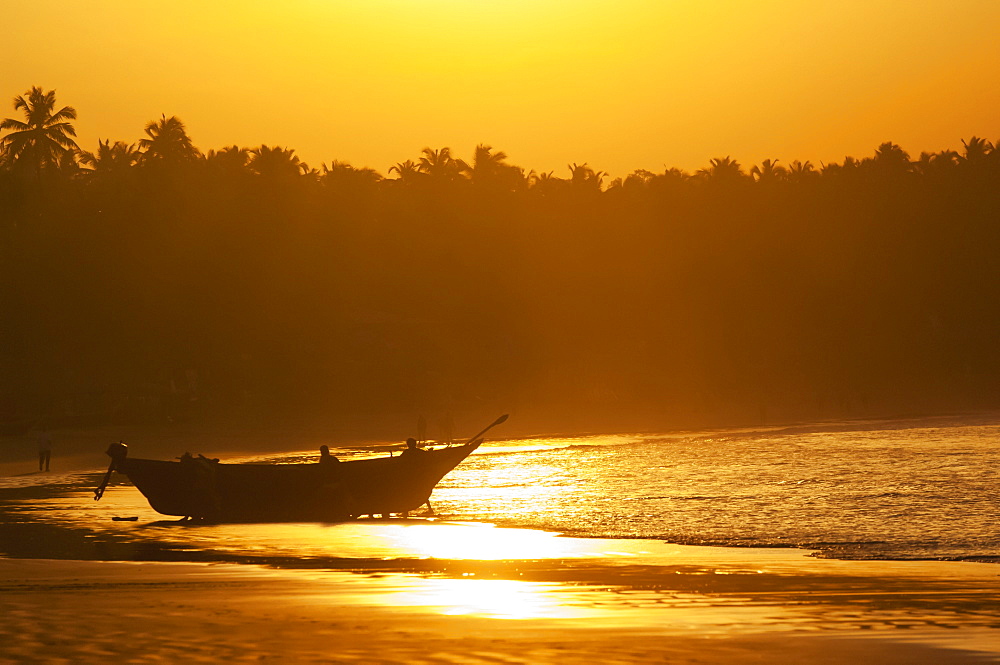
[
  {"left": 400, "top": 437, "right": 425, "bottom": 457},
  {"left": 319, "top": 445, "right": 339, "bottom": 464}
]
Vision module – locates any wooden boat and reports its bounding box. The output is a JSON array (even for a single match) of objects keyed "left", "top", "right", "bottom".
[{"left": 94, "top": 415, "right": 506, "bottom": 522}]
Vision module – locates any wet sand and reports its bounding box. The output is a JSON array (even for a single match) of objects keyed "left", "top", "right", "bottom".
[
  {"left": 2, "top": 427, "right": 999, "bottom": 663},
  {"left": 2, "top": 529, "right": 998, "bottom": 664}
]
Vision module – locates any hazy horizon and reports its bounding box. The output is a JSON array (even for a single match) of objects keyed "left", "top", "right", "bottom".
[
  {"left": 4, "top": 1, "right": 998, "bottom": 177},
  {"left": 3, "top": 2, "right": 1000, "bottom": 435}
]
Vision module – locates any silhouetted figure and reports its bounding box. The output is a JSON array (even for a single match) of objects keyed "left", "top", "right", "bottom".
[
  {"left": 440, "top": 412, "right": 454, "bottom": 446},
  {"left": 36, "top": 427, "right": 52, "bottom": 472},
  {"left": 400, "top": 437, "right": 424, "bottom": 457},
  {"left": 319, "top": 444, "right": 339, "bottom": 464},
  {"left": 416, "top": 415, "right": 427, "bottom": 444}
]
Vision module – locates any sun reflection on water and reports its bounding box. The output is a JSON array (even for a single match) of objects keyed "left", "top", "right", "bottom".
[
  {"left": 379, "top": 521, "right": 590, "bottom": 560},
  {"left": 386, "top": 577, "right": 597, "bottom": 620}
]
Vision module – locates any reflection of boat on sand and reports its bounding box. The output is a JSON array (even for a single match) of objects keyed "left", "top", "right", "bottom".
[{"left": 94, "top": 415, "right": 507, "bottom": 522}]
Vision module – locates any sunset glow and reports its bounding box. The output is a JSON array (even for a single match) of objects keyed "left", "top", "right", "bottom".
[
  {"left": 4, "top": 1, "right": 997, "bottom": 176},
  {"left": 380, "top": 522, "right": 581, "bottom": 560},
  {"left": 3, "top": 2, "right": 1000, "bottom": 662},
  {"left": 385, "top": 578, "right": 596, "bottom": 620}
]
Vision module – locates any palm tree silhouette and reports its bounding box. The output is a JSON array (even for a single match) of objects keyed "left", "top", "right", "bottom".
[
  {"left": 205, "top": 145, "right": 251, "bottom": 171},
  {"left": 80, "top": 139, "right": 140, "bottom": 175},
  {"left": 418, "top": 147, "right": 464, "bottom": 182},
  {"left": 820, "top": 156, "right": 862, "bottom": 178},
  {"left": 247, "top": 145, "right": 307, "bottom": 178},
  {"left": 658, "top": 168, "right": 690, "bottom": 182},
  {"left": 388, "top": 159, "right": 422, "bottom": 183},
  {"left": 871, "top": 142, "right": 911, "bottom": 175},
  {"left": 527, "top": 170, "right": 567, "bottom": 195},
  {"left": 0, "top": 86, "right": 79, "bottom": 175},
  {"left": 786, "top": 160, "right": 818, "bottom": 183},
  {"left": 959, "top": 137, "right": 993, "bottom": 165},
  {"left": 464, "top": 144, "right": 527, "bottom": 192},
  {"left": 56, "top": 150, "right": 84, "bottom": 178},
  {"left": 750, "top": 159, "right": 786, "bottom": 183},
  {"left": 321, "top": 160, "right": 381, "bottom": 188},
  {"left": 465, "top": 144, "right": 507, "bottom": 182},
  {"left": 139, "top": 115, "right": 200, "bottom": 165},
  {"left": 914, "top": 150, "right": 959, "bottom": 177},
  {"left": 696, "top": 156, "right": 745, "bottom": 183},
  {"left": 568, "top": 162, "right": 605, "bottom": 191},
  {"left": 612, "top": 169, "right": 656, "bottom": 191}
]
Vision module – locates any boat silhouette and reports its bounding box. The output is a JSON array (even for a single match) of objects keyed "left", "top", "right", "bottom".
[{"left": 93, "top": 415, "right": 507, "bottom": 522}]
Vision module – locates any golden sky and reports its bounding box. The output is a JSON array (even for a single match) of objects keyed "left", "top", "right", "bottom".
[{"left": 5, "top": 1, "right": 999, "bottom": 177}]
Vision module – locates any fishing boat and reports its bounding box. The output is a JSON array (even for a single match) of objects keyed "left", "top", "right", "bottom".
[{"left": 94, "top": 415, "right": 507, "bottom": 522}]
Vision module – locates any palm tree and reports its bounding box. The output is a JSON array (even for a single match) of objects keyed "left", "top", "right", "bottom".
[
  {"left": 750, "top": 159, "right": 786, "bottom": 183},
  {"left": 0, "top": 86, "right": 79, "bottom": 175},
  {"left": 643, "top": 167, "right": 690, "bottom": 195},
  {"left": 820, "top": 156, "right": 861, "bottom": 178},
  {"left": 786, "top": 160, "right": 818, "bottom": 183},
  {"left": 465, "top": 144, "right": 507, "bottom": 182},
  {"left": 247, "top": 145, "right": 307, "bottom": 178},
  {"left": 139, "top": 115, "right": 200, "bottom": 165},
  {"left": 568, "top": 162, "right": 605, "bottom": 191},
  {"left": 80, "top": 139, "right": 140, "bottom": 175},
  {"left": 871, "top": 142, "right": 911, "bottom": 175},
  {"left": 959, "top": 136, "right": 993, "bottom": 166},
  {"left": 388, "top": 159, "right": 422, "bottom": 183},
  {"left": 418, "top": 147, "right": 464, "bottom": 182},
  {"left": 696, "top": 156, "right": 746, "bottom": 183},
  {"left": 529, "top": 170, "right": 554, "bottom": 185},
  {"left": 321, "top": 160, "right": 382, "bottom": 188},
  {"left": 499, "top": 164, "right": 529, "bottom": 192},
  {"left": 56, "top": 150, "right": 84, "bottom": 179},
  {"left": 914, "top": 150, "right": 959, "bottom": 177},
  {"left": 465, "top": 144, "right": 528, "bottom": 192},
  {"left": 626, "top": 169, "right": 656, "bottom": 187},
  {"left": 528, "top": 170, "right": 567, "bottom": 195},
  {"left": 659, "top": 167, "right": 690, "bottom": 181},
  {"left": 204, "top": 145, "right": 250, "bottom": 171},
  {"left": 607, "top": 169, "right": 658, "bottom": 193}
]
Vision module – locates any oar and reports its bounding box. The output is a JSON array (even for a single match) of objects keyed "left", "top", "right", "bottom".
[
  {"left": 460, "top": 413, "right": 509, "bottom": 447},
  {"left": 94, "top": 460, "right": 116, "bottom": 501}
]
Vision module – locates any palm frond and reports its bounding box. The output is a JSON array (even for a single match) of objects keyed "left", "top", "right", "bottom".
[{"left": 0, "top": 118, "right": 28, "bottom": 131}]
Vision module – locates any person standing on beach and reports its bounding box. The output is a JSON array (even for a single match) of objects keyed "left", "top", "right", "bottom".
[
  {"left": 416, "top": 415, "right": 427, "bottom": 445},
  {"left": 37, "top": 427, "right": 52, "bottom": 472},
  {"left": 439, "top": 411, "right": 454, "bottom": 445}
]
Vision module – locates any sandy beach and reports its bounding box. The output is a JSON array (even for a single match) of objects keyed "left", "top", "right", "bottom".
[
  {"left": 2, "top": 423, "right": 999, "bottom": 663},
  {"left": 2, "top": 528, "right": 998, "bottom": 664},
  {"left": 6, "top": 0, "right": 1000, "bottom": 657}
]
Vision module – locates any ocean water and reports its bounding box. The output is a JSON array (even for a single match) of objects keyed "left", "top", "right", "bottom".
[
  {"left": 432, "top": 417, "right": 999, "bottom": 562},
  {"left": 1, "top": 415, "right": 997, "bottom": 564}
]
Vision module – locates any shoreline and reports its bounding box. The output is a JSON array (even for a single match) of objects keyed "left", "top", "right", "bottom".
[
  {"left": 3, "top": 533, "right": 999, "bottom": 664},
  {"left": 0, "top": 409, "right": 1000, "bottom": 478},
  {"left": 4, "top": 408, "right": 999, "bottom": 480},
  {"left": 3, "top": 419, "right": 998, "bottom": 662},
  {"left": 3, "top": 465, "right": 997, "bottom": 567}
]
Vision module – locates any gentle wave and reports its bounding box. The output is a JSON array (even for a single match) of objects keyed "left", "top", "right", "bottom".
[{"left": 3, "top": 415, "right": 998, "bottom": 565}]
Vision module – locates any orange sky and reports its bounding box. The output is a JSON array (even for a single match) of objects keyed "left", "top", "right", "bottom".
[{"left": 4, "top": 1, "right": 998, "bottom": 177}]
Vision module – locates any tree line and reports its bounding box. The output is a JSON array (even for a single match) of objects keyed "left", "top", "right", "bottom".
[{"left": 2, "top": 86, "right": 999, "bottom": 431}]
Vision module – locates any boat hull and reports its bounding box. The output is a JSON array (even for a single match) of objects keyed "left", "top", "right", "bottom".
[{"left": 112, "top": 443, "right": 480, "bottom": 521}]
